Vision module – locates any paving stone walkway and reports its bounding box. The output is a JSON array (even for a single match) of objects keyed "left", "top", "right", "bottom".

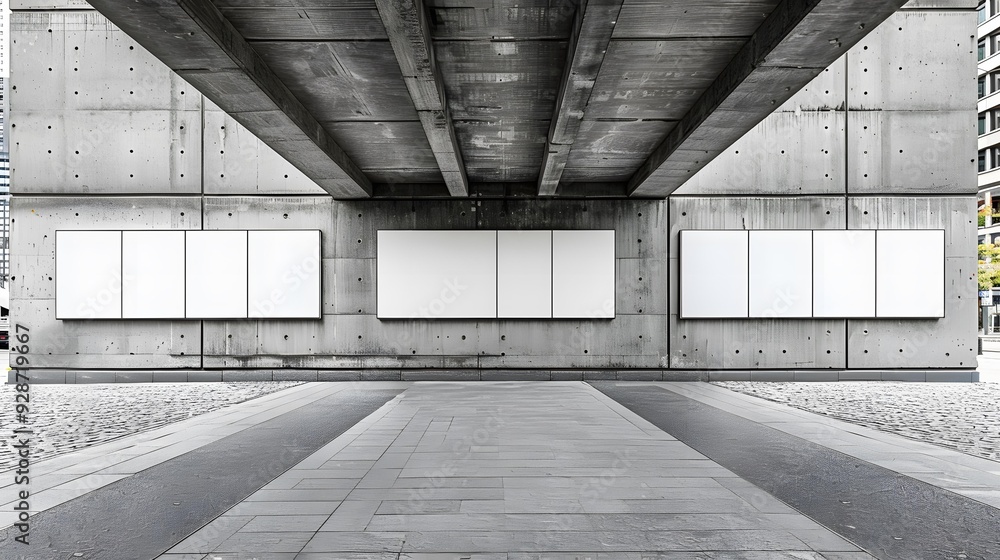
[
  {"left": 717, "top": 381, "right": 1000, "bottom": 462},
  {"left": 0, "top": 382, "right": 300, "bottom": 470},
  {"left": 161, "top": 382, "right": 870, "bottom": 558}
]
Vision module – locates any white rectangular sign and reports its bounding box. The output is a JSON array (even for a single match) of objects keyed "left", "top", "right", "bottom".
[
  {"left": 680, "top": 230, "right": 749, "bottom": 318},
  {"left": 122, "top": 230, "right": 186, "bottom": 319},
  {"left": 552, "top": 230, "right": 616, "bottom": 319},
  {"left": 55, "top": 231, "right": 123, "bottom": 319},
  {"left": 749, "top": 230, "right": 812, "bottom": 318},
  {"left": 186, "top": 230, "right": 249, "bottom": 319},
  {"left": 377, "top": 230, "right": 498, "bottom": 319},
  {"left": 248, "top": 230, "right": 322, "bottom": 319},
  {"left": 497, "top": 230, "right": 552, "bottom": 319},
  {"left": 813, "top": 230, "right": 876, "bottom": 318},
  {"left": 876, "top": 229, "right": 945, "bottom": 318}
]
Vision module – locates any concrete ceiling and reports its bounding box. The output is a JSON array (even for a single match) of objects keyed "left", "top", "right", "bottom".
[{"left": 86, "top": 0, "right": 908, "bottom": 199}]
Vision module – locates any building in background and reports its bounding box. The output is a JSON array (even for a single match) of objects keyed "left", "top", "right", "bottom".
[{"left": 979, "top": 1, "right": 1000, "bottom": 242}]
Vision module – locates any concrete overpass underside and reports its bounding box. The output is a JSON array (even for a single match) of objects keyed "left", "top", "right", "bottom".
[
  {"left": 7, "top": 0, "right": 981, "bottom": 382},
  {"left": 85, "top": 0, "right": 907, "bottom": 199}
]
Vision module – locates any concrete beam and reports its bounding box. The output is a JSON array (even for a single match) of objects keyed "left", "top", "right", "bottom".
[
  {"left": 538, "top": 0, "right": 625, "bottom": 197},
  {"left": 85, "top": 0, "right": 372, "bottom": 199},
  {"left": 627, "top": 0, "right": 910, "bottom": 198},
  {"left": 376, "top": 0, "right": 469, "bottom": 197}
]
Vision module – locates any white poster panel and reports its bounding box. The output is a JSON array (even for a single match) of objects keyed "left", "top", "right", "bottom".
[
  {"left": 749, "top": 230, "right": 813, "bottom": 318},
  {"left": 813, "top": 230, "right": 876, "bottom": 318},
  {"left": 876, "top": 229, "right": 945, "bottom": 318},
  {"left": 497, "top": 230, "right": 552, "bottom": 318},
  {"left": 248, "top": 230, "right": 322, "bottom": 318},
  {"left": 122, "top": 230, "right": 186, "bottom": 319},
  {"left": 377, "top": 230, "right": 498, "bottom": 319},
  {"left": 55, "top": 231, "right": 123, "bottom": 319},
  {"left": 186, "top": 230, "right": 249, "bottom": 319},
  {"left": 679, "top": 230, "right": 748, "bottom": 318},
  {"left": 552, "top": 230, "right": 616, "bottom": 318}
]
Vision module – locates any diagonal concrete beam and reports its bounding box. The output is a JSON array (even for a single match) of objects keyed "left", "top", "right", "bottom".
[
  {"left": 86, "top": 0, "right": 372, "bottom": 199},
  {"left": 627, "top": 0, "right": 909, "bottom": 198},
  {"left": 538, "top": 0, "right": 625, "bottom": 197},
  {"left": 375, "top": 0, "right": 469, "bottom": 197}
]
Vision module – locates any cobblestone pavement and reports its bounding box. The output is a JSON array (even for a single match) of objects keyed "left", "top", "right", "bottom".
[
  {"left": 0, "top": 381, "right": 300, "bottom": 471},
  {"left": 717, "top": 380, "right": 1000, "bottom": 462}
]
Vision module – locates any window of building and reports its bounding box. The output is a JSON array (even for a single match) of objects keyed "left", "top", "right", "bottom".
[
  {"left": 981, "top": 114, "right": 987, "bottom": 135},
  {"left": 980, "top": 38, "right": 987, "bottom": 61},
  {"left": 981, "top": 76, "right": 987, "bottom": 98},
  {"left": 981, "top": 2, "right": 988, "bottom": 24},
  {"left": 981, "top": 150, "right": 988, "bottom": 172}
]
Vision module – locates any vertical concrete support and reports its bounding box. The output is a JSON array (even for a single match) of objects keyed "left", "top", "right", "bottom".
[{"left": 670, "top": 5, "right": 977, "bottom": 373}]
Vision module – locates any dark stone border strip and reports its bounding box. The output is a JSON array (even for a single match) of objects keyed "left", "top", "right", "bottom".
[
  {"left": 0, "top": 386, "right": 404, "bottom": 560},
  {"left": 9, "top": 368, "right": 979, "bottom": 384},
  {"left": 592, "top": 382, "right": 1000, "bottom": 560}
]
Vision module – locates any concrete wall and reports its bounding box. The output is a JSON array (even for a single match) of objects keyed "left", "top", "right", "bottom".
[
  {"left": 670, "top": 2, "right": 979, "bottom": 376},
  {"left": 8, "top": 2, "right": 978, "bottom": 380}
]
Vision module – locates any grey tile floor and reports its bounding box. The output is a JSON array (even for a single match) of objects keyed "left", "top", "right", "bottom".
[
  {"left": 160, "top": 382, "right": 871, "bottom": 558},
  {"left": 0, "top": 382, "right": 351, "bottom": 529}
]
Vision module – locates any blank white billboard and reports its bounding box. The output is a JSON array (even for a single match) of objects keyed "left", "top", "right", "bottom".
[
  {"left": 749, "top": 230, "right": 813, "bottom": 318},
  {"left": 876, "top": 229, "right": 945, "bottom": 318},
  {"left": 55, "top": 231, "right": 123, "bottom": 319},
  {"left": 186, "top": 230, "right": 249, "bottom": 319},
  {"left": 552, "top": 230, "right": 616, "bottom": 318},
  {"left": 377, "top": 230, "right": 498, "bottom": 319},
  {"left": 497, "top": 230, "right": 552, "bottom": 319},
  {"left": 680, "top": 230, "right": 749, "bottom": 318},
  {"left": 248, "top": 230, "right": 322, "bottom": 318},
  {"left": 813, "top": 230, "right": 876, "bottom": 318},
  {"left": 122, "top": 230, "right": 186, "bottom": 319}
]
